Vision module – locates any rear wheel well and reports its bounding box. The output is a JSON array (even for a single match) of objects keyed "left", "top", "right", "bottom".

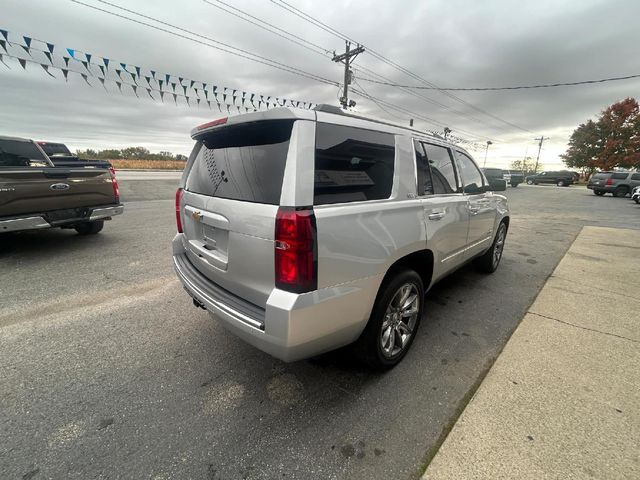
[{"left": 383, "top": 249, "right": 434, "bottom": 292}]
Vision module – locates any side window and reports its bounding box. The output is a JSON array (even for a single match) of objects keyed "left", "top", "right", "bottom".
[
  {"left": 456, "top": 151, "right": 485, "bottom": 193},
  {"left": 0, "top": 140, "right": 50, "bottom": 168},
  {"left": 413, "top": 140, "right": 434, "bottom": 195},
  {"left": 314, "top": 123, "right": 395, "bottom": 205},
  {"left": 612, "top": 173, "right": 629, "bottom": 180},
  {"left": 423, "top": 143, "right": 459, "bottom": 194},
  {"left": 631, "top": 173, "right": 640, "bottom": 180}
]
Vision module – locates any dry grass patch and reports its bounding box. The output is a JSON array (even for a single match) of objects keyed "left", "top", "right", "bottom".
[{"left": 109, "top": 159, "right": 186, "bottom": 170}]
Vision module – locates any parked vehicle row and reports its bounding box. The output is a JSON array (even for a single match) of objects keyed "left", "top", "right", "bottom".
[
  {"left": 0, "top": 135, "right": 123, "bottom": 236},
  {"left": 587, "top": 171, "right": 640, "bottom": 197},
  {"left": 172, "top": 105, "right": 510, "bottom": 369}
]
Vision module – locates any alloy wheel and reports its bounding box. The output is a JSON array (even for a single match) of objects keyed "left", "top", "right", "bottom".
[
  {"left": 380, "top": 284, "right": 420, "bottom": 358},
  {"left": 493, "top": 224, "right": 506, "bottom": 269}
]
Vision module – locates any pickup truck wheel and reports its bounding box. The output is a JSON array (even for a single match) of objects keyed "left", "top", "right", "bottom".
[
  {"left": 511, "top": 182, "right": 519, "bottom": 187},
  {"left": 74, "top": 220, "right": 104, "bottom": 235},
  {"left": 526, "top": 179, "right": 534, "bottom": 185},
  {"left": 354, "top": 269, "right": 424, "bottom": 370},
  {"left": 556, "top": 180, "right": 565, "bottom": 187},
  {"left": 475, "top": 222, "right": 507, "bottom": 274},
  {"left": 614, "top": 186, "right": 629, "bottom": 198},
  {"left": 594, "top": 190, "right": 605, "bottom": 196},
  {"left": 635, "top": 197, "right": 640, "bottom": 204}
]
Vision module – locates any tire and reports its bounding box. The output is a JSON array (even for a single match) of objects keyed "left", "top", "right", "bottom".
[
  {"left": 74, "top": 220, "right": 104, "bottom": 235},
  {"left": 594, "top": 190, "right": 605, "bottom": 196},
  {"left": 556, "top": 180, "right": 565, "bottom": 187},
  {"left": 614, "top": 186, "right": 629, "bottom": 198},
  {"left": 511, "top": 183, "right": 519, "bottom": 188},
  {"left": 634, "top": 197, "right": 640, "bottom": 204},
  {"left": 354, "top": 269, "right": 424, "bottom": 370},
  {"left": 474, "top": 221, "right": 508, "bottom": 274},
  {"left": 526, "top": 179, "right": 534, "bottom": 185}
]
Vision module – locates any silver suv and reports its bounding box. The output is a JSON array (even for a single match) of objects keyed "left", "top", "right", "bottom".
[{"left": 172, "top": 106, "right": 510, "bottom": 368}]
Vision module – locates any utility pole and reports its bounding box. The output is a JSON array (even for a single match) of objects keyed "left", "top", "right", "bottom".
[
  {"left": 534, "top": 136, "right": 547, "bottom": 173},
  {"left": 483, "top": 140, "right": 493, "bottom": 167},
  {"left": 332, "top": 41, "right": 365, "bottom": 109}
]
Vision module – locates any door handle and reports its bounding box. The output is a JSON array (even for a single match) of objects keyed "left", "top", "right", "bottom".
[
  {"left": 428, "top": 211, "right": 446, "bottom": 221},
  {"left": 468, "top": 206, "right": 480, "bottom": 215}
]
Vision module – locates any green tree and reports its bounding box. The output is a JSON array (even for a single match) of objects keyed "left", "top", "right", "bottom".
[{"left": 562, "top": 98, "right": 640, "bottom": 175}]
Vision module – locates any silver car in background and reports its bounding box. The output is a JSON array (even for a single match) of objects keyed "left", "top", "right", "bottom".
[{"left": 172, "top": 105, "right": 510, "bottom": 368}]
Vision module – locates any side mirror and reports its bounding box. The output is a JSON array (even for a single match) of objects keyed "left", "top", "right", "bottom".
[{"left": 487, "top": 178, "right": 507, "bottom": 191}]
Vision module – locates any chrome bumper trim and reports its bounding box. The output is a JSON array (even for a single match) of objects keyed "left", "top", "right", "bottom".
[
  {"left": 0, "top": 216, "right": 50, "bottom": 233},
  {"left": 90, "top": 205, "right": 124, "bottom": 220}
]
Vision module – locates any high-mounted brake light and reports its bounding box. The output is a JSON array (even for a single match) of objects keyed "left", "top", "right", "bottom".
[
  {"left": 109, "top": 167, "right": 120, "bottom": 203},
  {"left": 195, "top": 117, "right": 228, "bottom": 131},
  {"left": 275, "top": 207, "right": 317, "bottom": 293},
  {"left": 175, "top": 188, "right": 184, "bottom": 233}
]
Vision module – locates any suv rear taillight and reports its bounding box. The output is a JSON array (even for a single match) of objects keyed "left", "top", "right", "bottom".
[
  {"left": 275, "top": 207, "right": 317, "bottom": 293},
  {"left": 605, "top": 178, "right": 613, "bottom": 186},
  {"left": 175, "top": 188, "right": 184, "bottom": 233},
  {"left": 109, "top": 167, "right": 120, "bottom": 203}
]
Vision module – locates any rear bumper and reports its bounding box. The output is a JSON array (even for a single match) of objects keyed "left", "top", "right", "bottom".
[
  {"left": 172, "top": 234, "right": 379, "bottom": 362},
  {"left": 0, "top": 204, "right": 124, "bottom": 233},
  {"left": 586, "top": 185, "right": 613, "bottom": 191}
]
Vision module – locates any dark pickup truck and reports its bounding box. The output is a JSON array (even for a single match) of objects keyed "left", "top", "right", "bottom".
[
  {"left": 37, "top": 141, "right": 112, "bottom": 169},
  {"left": 0, "top": 135, "right": 123, "bottom": 235}
]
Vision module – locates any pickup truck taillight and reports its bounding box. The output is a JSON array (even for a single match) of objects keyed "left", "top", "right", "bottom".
[
  {"left": 109, "top": 167, "right": 120, "bottom": 203},
  {"left": 175, "top": 188, "right": 184, "bottom": 233},
  {"left": 275, "top": 207, "right": 317, "bottom": 294},
  {"left": 605, "top": 178, "right": 613, "bottom": 186}
]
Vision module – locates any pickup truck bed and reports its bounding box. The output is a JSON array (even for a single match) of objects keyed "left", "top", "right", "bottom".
[{"left": 0, "top": 136, "right": 123, "bottom": 234}]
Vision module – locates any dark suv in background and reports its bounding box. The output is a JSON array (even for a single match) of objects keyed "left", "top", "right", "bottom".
[
  {"left": 525, "top": 171, "right": 574, "bottom": 187},
  {"left": 587, "top": 171, "right": 640, "bottom": 197}
]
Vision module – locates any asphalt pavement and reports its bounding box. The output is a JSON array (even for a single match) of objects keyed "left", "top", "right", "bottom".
[{"left": 1, "top": 177, "right": 639, "bottom": 480}]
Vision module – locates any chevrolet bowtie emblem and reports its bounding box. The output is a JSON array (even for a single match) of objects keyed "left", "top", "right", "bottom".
[{"left": 192, "top": 211, "right": 202, "bottom": 221}]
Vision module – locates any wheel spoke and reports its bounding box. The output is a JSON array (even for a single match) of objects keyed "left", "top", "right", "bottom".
[
  {"left": 397, "top": 322, "right": 412, "bottom": 338},
  {"left": 401, "top": 293, "right": 417, "bottom": 310},
  {"left": 387, "top": 326, "right": 396, "bottom": 352},
  {"left": 401, "top": 307, "right": 418, "bottom": 318}
]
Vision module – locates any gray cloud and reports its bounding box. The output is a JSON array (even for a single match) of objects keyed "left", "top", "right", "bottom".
[{"left": 1, "top": 0, "right": 638, "bottom": 167}]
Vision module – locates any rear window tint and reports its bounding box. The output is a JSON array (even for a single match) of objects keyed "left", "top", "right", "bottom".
[
  {"left": 0, "top": 139, "right": 50, "bottom": 167},
  {"left": 185, "top": 120, "right": 294, "bottom": 205},
  {"left": 314, "top": 123, "right": 395, "bottom": 205},
  {"left": 612, "top": 173, "right": 629, "bottom": 180}
]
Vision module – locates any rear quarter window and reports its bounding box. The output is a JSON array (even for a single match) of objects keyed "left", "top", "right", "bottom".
[
  {"left": 185, "top": 120, "right": 294, "bottom": 205},
  {"left": 0, "top": 139, "right": 50, "bottom": 167},
  {"left": 612, "top": 173, "right": 629, "bottom": 180},
  {"left": 314, "top": 123, "right": 395, "bottom": 205}
]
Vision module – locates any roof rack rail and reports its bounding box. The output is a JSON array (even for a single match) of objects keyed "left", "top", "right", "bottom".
[{"left": 312, "top": 104, "right": 443, "bottom": 140}]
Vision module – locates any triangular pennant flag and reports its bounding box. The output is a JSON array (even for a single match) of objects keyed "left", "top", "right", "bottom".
[
  {"left": 115, "top": 81, "right": 122, "bottom": 91},
  {"left": 242, "top": 91, "right": 246, "bottom": 99},
  {"left": 216, "top": 102, "right": 222, "bottom": 112},
  {"left": 207, "top": 100, "right": 211, "bottom": 109},
  {"left": 194, "top": 88, "right": 199, "bottom": 97},
  {"left": 203, "top": 83, "right": 207, "bottom": 91},
  {"left": 63, "top": 56, "right": 70, "bottom": 67},
  {"left": 39, "top": 63, "right": 55, "bottom": 78},
  {"left": 66, "top": 48, "right": 75, "bottom": 58},
  {"left": 44, "top": 51, "right": 52, "bottom": 65},
  {"left": 103, "top": 58, "right": 110, "bottom": 69},
  {"left": 241, "top": 97, "right": 246, "bottom": 107},
  {"left": 150, "top": 70, "right": 156, "bottom": 80},
  {"left": 258, "top": 101, "right": 262, "bottom": 109},
  {"left": 232, "top": 89, "right": 237, "bottom": 96},
  {"left": 159, "top": 91, "right": 165, "bottom": 102},
  {"left": 115, "top": 68, "right": 122, "bottom": 79},
  {"left": 81, "top": 73, "right": 91, "bottom": 85},
  {"left": 47, "top": 43, "right": 55, "bottom": 54},
  {"left": 260, "top": 95, "right": 264, "bottom": 102},
  {"left": 190, "top": 80, "right": 195, "bottom": 89},
  {"left": 182, "top": 85, "right": 187, "bottom": 96},
  {"left": 0, "top": 30, "right": 8, "bottom": 41},
  {"left": 98, "top": 77, "right": 108, "bottom": 90},
  {"left": 213, "top": 86, "right": 217, "bottom": 94},
  {"left": 81, "top": 60, "right": 89, "bottom": 71},
  {"left": 213, "top": 91, "right": 219, "bottom": 100},
  {"left": 172, "top": 93, "right": 178, "bottom": 105},
  {"left": 223, "top": 94, "right": 227, "bottom": 102},
  {"left": 135, "top": 66, "right": 141, "bottom": 77},
  {"left": 158, "top": 79, "right": 164, "bottom": 90},
  {"left": 146, "top": 88, "right": 154, "bottom": 100},
  {"left": 197, "top": 98, "right": 201, "bottom": 107},
  {"left": 186, "top": 96, "right": 190, "bottom": 107},
  {"left": 0, "top": 53, "right": 10, "bottom": 69},
  {"left": 171, "top": 82, "right": 176, "bottom": 92},
  {"left": 85, "top": 53, "right": 92, "bottom": 63},
  {"left": 237, "top": 106, "right": 241, "bottom": 114},
  {"left": 178, "top": 76, "right": 183, "bottom": 85},
  {"left": 21, "top": 45, "right": 32, "bottom": 56},
  {"left": 204, "top": 90, "right": 209, "bottom": 100},
  {"left": 131, "top": 85, "right": 139, "bottom": 97},
  {"left": 23, "top": 36, "right": 32, "bottom": 48},
  {"left": 130, "top": 72, "right": 137, "bottom": 84},
  {"left": 165, "top": 73, "right": 170, "bottom": 84},
  {"left": 120, "top": 62, "right": 128, "bottom": 72},
  {"left": 145, "top": 76, "right": 151, "bottom": 86},
  {"left": 99, "top": 65, "right": 105, "bottom": 76},
  {"left": 62, "top": 68, "right": 69, "bottom": 81},
  {"left": 18, "top": 58, "right": 27, "bottom": 70},
  {"left": 0, "top": 40, "right": 8, "bottom": 53}
]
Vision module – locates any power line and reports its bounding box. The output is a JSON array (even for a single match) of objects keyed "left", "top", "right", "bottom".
[
  {"left": 269, "top": 0, "right": 532, "bottom": 133},
  {"left": 355, "top": 73, "right": 640, "bottom": 91},
  {"left": 69, "top": 0, "right": 338, "bottom": 87}
]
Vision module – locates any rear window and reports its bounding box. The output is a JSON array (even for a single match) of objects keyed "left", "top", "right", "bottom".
[
  {"left": 612, "top": 172, "right": 629, "bottom": 180},
  {"left": 185, "top": 120, "right": 294, "bottom": 205},
  {"left": 39, "top": 143, "right": 72, "bottom": 156},
  {"left": 0, "top": 139, "right": 50, "bottom": 168},
  {"left": 314, "top": 123, "right": 395, "bottom": 205}
]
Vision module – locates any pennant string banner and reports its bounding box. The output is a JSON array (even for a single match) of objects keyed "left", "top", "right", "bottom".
[{"left": 0, "top": 28, "right": 318, "bottom": 114}]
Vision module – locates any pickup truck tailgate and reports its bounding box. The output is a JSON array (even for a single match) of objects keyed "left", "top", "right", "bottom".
[{"left": 0, "top": 167, "right": 117, "bottom": 217}]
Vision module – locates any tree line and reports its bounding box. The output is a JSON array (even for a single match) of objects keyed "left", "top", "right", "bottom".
[
  {"left": 562, "top": 97, "right": 640, "bottom": 177},
  {"left": 76, "top": 146, "right": 188, "bottom": 161}
]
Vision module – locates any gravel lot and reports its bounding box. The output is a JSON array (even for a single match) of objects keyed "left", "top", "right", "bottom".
[{"left": 1, "top": 179, "right": 638, "bottom": 480}]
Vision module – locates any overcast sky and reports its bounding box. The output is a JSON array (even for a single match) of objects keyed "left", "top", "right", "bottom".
[{"left": 1, "top": 0, "right": 639, "bottom": 168}]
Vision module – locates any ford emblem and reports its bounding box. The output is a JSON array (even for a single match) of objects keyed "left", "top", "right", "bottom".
[{"left": 50, "top": 183, "right": 70, "bottom": 191}]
